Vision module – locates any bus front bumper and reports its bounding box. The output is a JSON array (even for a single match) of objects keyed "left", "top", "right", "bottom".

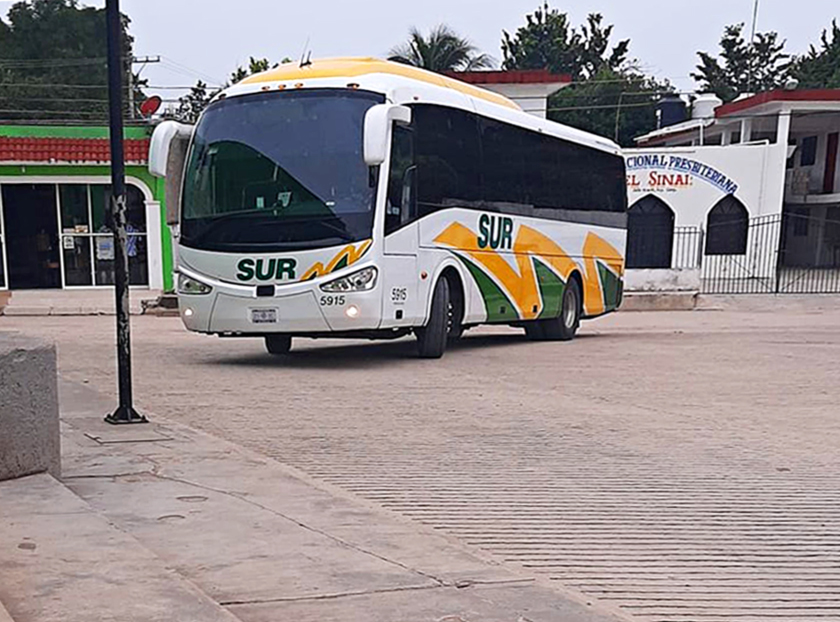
[{"left": 179, "top": 287, "right": 383, "bottom": 335}]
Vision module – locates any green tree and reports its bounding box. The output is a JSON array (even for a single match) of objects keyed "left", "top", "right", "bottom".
[
  {"left": 174, "top": 80, "right": 209, "bottom": 124},
  {"left": 692, "top": 23, "right": 790, "bottom": 102},
  {"left": 502, "top": 4, "right": 652, "bottom": 145},
  {"left": 501, "top": 3, "right": 580, "bottom": 75},
  {"left": 388, "top": 25, "right": 494, "bottom": 72},
  {"left": 791, "top": 20, "right": 840, "bottom": 89},
  {"left": 549, "top": 67, "right": 670, "bottom": 147},
  {"left": 0, "top": 0, "right": 141, "bottom": 121},
  {"left": 229, "top": 56, "right": 273, "bottom": 84},
  {"left": 502, "top": 3, "right": 628, "bottom": 79}
]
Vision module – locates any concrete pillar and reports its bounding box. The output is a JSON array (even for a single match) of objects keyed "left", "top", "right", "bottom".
[
  {"left": 0, "top": 334, "right": 60, "bottom": 481},
  {"left": 741, "top": 118, "right": 753, "bottom": 143},
  {"left": 776, "top": 112, "right": 792, "bottom": 148}
]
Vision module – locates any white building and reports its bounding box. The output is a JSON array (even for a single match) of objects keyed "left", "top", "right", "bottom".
[
  {"left": 450, "top": 69, "right": 571, "bottom": 118},
  {"left": 624, "top": 89, "right": 840, "bottom": 294}
]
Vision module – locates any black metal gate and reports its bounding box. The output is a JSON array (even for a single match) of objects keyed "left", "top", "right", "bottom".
[{"left": 700, "top": 213, "right": 840, "bottom": 294}]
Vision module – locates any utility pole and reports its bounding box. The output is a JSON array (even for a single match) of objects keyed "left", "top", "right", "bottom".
[
  {"left": 104, "top": 0, "right": 146, "bottom": 425},
  {"left": 747, "top": 0, "right": 760, "bottom": 93},
  {"left": 128, "top": 55, "right": 161, "bottom": 120}
]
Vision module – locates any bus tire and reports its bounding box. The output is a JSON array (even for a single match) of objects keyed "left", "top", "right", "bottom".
[
  {"left": 447, "top": 283, "right": 465, "bottom": 344},
  {"left": 416, "top": 278, "right": 449, "bottom": 358},
  {"left": 540, "top": 277, "right": 581, "bottom": 341},
  {"left": 265, "top": 334, "right": 292, "bottom": 355}
]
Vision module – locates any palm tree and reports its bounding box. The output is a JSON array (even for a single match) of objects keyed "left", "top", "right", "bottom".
[{"left": 388, "top": 25, "right": 495, "bottom": 73}]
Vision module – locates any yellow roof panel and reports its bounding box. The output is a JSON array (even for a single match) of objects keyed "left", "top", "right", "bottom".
[{"left": 239, "top": 57, "right": 519, "bottom": 110}]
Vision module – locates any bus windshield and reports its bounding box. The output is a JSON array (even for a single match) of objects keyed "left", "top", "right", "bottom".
[{"left": 181, "top": 89, "right": 384, "bottom": 252}]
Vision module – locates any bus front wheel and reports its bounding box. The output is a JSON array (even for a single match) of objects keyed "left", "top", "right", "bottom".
[
  {"left": 265, "top": 334, "right": 292, "bottom": 356},
  {"left": 416, "top": 278, "right": 450, "bottom": 358}
]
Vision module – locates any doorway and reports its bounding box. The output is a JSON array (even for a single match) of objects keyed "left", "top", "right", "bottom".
[{"left": 2, "top": 184, "right": 61, "bottom": 289}]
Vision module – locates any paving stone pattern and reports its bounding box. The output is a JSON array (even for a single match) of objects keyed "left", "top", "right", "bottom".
[{"left": 4, "top": 305, "right": 840, "bottom": 622}]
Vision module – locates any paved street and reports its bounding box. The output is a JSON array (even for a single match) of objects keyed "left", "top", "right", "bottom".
[{"left": 4, "top": 299, "right": 840, "bottom": 622}]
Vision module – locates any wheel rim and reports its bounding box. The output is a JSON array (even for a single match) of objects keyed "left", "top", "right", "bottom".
[{"left": 563, "top": 286, "right": 578, "bottom": 329}]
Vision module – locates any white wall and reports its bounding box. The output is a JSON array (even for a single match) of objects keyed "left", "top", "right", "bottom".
[
  {"left": 625, "top": 142, "right": 784, "bottom": 227},
  {"left": 623, "top": 141, "right": 789, "bottom": 289},
  {"left": 479, "top": 83, "right": 569, "bottom": 119}
]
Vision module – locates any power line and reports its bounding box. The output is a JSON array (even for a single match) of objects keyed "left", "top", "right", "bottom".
[
  {"left": 160, "top": 56, "right": 224, "bottom": 85},
  {"left": 0, "top": 83, "right": 210, "bottom": 90}
]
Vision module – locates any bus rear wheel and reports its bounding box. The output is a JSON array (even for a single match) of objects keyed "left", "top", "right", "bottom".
[
  {"left": 265, "top": 334, "right": 292, "bottom": 355},
  {"left": 539, "top": 278, "right": 581, "bottom": 341},
  {"left": 416, "top": 278, "right": 450, "bottom": 358}
]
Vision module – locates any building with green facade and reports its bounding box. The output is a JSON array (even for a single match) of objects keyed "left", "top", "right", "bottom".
[{"left": 0, "top": 124, "right": 173, "bottom": 293}]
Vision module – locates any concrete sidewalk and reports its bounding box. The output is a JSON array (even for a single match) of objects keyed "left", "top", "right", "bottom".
[
  {"left": 0, "top": 289, "right": 160, "bottom": 316},
  {"left": 0, "top": 379, "right": 625, "bottom": 622}
]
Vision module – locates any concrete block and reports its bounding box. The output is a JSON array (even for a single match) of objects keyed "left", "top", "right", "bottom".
[
  {"left": 625, "top": 268, "right": 701, "bottom": 292},
  {"left": 620, "top": 291, "right": 698, "bottom": 311},
  {"left": 0, "top": 333, "right": 60, "bottom": 481}
]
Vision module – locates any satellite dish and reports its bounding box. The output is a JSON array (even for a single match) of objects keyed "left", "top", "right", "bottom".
[{"left": 140, "top": 96, "right": 163, "bottom": 117}]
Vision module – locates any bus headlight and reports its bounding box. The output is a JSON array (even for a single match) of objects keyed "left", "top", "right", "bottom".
[
  {"left": 320, "top": 266, "right": 378, "bottom": 292},
  {"left": 178, "top": 273, "right": 213, "bottom": 295}
]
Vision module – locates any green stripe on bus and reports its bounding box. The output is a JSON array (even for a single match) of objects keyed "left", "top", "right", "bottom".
[
  {"left": 534, "top": 258, "right": 565, "bottom": 320},
  {"left": 457, "top": 255, "right": 517, "bottom": 322},
  {"left": 598, "top": 262, "right": 621, "bottom": 311},
  {"left": 333, "top": 253, "right": 349, "bottom": 271}
]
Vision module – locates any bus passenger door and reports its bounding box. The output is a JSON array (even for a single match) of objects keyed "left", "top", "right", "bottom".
[{"left": 381, "top": 124, "right": 419, "bottom": 328}]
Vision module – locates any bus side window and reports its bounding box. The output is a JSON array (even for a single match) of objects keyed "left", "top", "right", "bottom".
[{"left": 385, "top": 124, "right": 416, "bottom": 235}]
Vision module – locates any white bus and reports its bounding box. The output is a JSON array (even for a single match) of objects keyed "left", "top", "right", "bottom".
[{"left": 149, "top": 57, "right": 627, "bottom": 358}]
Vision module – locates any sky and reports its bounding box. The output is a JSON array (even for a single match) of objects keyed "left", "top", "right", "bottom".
[{"left": 1, "top": 0, "right": 838, "bottom": 98}]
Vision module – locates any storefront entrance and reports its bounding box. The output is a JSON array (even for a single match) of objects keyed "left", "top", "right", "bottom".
[
  {"left": 0, "top": 182, "right": 149, "bottom": 290},
  {"left": 2, "top": 184, "right": 61, "bottom": 289}
]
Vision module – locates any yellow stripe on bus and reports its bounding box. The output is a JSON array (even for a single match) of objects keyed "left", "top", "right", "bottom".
[
  {"left": 435, "top": 222, "right": 623, "bottom": 318},
  {"left": 301, "top": 240, "right": 372, "bottom": 281}
]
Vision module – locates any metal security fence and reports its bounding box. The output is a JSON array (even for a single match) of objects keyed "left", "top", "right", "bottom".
[
  {"left": 775, "top": 266, "right": 840, "bottom": 293},
  {"left": 673, "top": 226, "right": 703, "bottom": 269},
  {"left": 626, "top": 225, "right": 702, "bottom": 270},
  {"left": 700, "top": 213, "right": 840, "bottom": 294},
  {"left": 701, "top": 214, "right": 782, "bottom": 294}
]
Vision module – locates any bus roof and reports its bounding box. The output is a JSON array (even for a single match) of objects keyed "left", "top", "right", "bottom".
[
  {"left": 237, "top": 57, "right": 519, "bottom": 110},
  {"left": 219, "top": 57, "right": 622, "bottom": 157}
]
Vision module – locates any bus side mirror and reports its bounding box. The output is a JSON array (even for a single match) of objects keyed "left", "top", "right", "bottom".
[
  {"left": 363, "top": 104, "right": 411, "bottom": 166},
  {"left": 149, "top": 120, "right": 194, "bottom": 226}
]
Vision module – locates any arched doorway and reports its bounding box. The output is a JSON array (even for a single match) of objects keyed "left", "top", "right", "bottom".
[
  {"left": 626, "top": 195, "right": 675, "bottom": 268},
  {"left": 705, "top": 196, "right": 748, "bottom": 255}
]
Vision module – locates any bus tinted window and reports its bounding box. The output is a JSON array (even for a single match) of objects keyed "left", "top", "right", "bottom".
[
  {"left": 480, "top": 116, "right": 626, "bottom": 214},
  {"left": 413, "top": 106, "right": 482, "bottom": 215},
  {"left": 409, "top": 104, "right": 627, "bottom": 220},
  {"left": 480, "top": 117, "right": 530, "bottom": 210}
]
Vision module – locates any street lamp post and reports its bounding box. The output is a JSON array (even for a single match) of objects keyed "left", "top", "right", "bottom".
[{"left": 104, "top": 0, "right": 146, "bottom": 425}]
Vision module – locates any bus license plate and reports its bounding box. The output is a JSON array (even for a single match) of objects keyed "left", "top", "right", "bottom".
[{"left": 250, "top": 308, "right": 278, "bottom": 324}]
